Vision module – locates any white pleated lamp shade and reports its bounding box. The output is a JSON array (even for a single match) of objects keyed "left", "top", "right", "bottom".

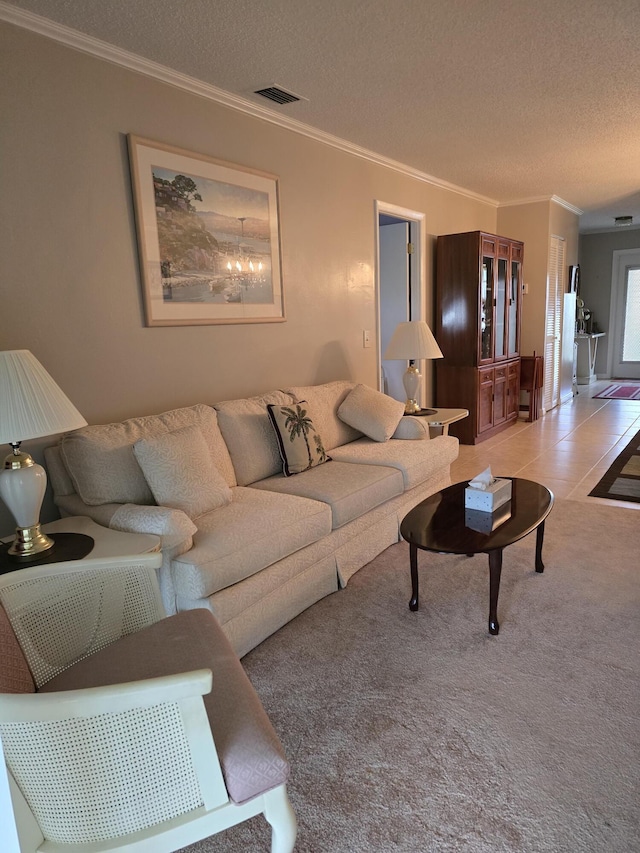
[
  {"left": 0, "top": 350, "right": 87, "bottom": 445},
  {"left": 383, "top": 321, "right": 444, "bottom": 361}
]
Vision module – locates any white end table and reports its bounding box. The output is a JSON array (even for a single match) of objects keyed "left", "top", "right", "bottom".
[
  {"left": 422, "top": 408, "right": 469, "bottom": 437},
  {"left": 1, "top": 516, "right": 160, "bottom": 575}
]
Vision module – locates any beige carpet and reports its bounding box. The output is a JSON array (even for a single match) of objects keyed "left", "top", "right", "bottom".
[{"left": 184, "top": 499, "right": 640, "bottom": 853}]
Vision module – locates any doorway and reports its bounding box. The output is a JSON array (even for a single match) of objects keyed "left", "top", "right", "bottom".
[
  {"left": 609, "top": 249, "right": 640, "bottom": 379},
  {"left": 543, "top": 234, "right": 565, "bottom": 412},
  {"left": 375, "top": 202, "right": 425, "bottom": 404}
]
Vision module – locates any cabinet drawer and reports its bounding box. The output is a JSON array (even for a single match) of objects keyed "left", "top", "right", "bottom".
[{"left": 494, "top": 366, "right": 507, "bottom": 381}]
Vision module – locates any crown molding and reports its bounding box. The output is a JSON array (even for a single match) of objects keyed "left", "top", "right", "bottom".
[
  {"left": 498, "top": 194, "right": 583, "bottom": 216},
  {"left": 0, "top": 2, "right": 498, "bottom": 208}
]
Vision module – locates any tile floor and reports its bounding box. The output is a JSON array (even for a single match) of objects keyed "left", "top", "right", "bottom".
[{"left": 449, "top": 379, "right": 640, "bottom": 511}]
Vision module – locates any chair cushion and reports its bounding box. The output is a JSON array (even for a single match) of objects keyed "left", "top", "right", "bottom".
[
  {"left": 40, "top": 609, "right": 289, "bottom": 805},
  {"left": 60, "top": 404, "right": 236, "bottom": 506},
  {"left": 337, "top": 384, "right": 405, "bottom": 442},
  {"left": 0, "top": 603, "right": 35, "bottom": 694},
  {"left": 251, "top": 459, "right": 404, "bottom": 529},
  {"left": 133, "top": 425, "right": 232, "bottom": 519},
  {"left": 171, "top": 487, "right": 332, "bottom": 599},
  {"left": 267, "top": 401, "right": 330, "bottom": 475}
]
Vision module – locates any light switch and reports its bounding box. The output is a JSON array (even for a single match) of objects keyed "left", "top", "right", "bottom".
[{"left": 363, "top": 330, "right": 371, "bottom": 348}]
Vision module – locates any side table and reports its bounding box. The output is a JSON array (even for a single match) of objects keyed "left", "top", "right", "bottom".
[
  {"left": 0, "top": 516, "right": 160, "bottom": 575},
  {"left": 418, "top": 407, "right": 469, "bottom": 438}
]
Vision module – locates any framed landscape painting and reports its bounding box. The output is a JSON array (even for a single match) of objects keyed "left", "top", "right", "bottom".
[{"left": 128, "top": 135, "right": 285, "bottom": 325}]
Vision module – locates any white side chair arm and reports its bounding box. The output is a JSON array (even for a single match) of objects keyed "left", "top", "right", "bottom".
[{"left": 0, "top": 670, "right": 231, "bottom": 851}]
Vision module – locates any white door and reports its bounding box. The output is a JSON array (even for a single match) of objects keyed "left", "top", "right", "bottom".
[
  {"left": 379, "top": 221, "right": 410, "bottom": 402},
  {"left": 611, "top": 250, "right": 640, "bottom": 379},
  {"left": 543, "top": 235, "right": 565, "bottom": 411}
]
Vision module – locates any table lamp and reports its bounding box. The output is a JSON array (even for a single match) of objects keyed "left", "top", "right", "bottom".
[
  {"left": 383, "top": 320, "right": 443, "bottom": 414},
  {"left": 0, "top": 350, "right": 87, "bottom": 559}
]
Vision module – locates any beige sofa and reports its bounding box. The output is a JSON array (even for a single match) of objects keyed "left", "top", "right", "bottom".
[{"left": 45, "top": 381, "right": 458, "bottom": 657}]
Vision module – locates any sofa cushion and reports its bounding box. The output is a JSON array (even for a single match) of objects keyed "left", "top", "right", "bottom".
[
  {"left": 337, "top": 384, "right": 405, "bottom": 442},
  {"left": 60, "top": 405, "right": 236, "bottom": 506},
  {"left": 214, "top": 391, "right": 296, "bottom": 486},
  {"left": 330, "top": 434, "right": 459, "bottom": 490},
  {"left": 41, "top": 609, "right": 289, "bottom": 805},
  {"left": 284, "top": 381, "right": 362, "bottom": 451},
  {"left": 267, "top": 401, "right": 329, "bottom": 476},
  {"left": 0, "top": 603, "right": 35, "bottom": 694},
  {"left": 133, "top": 425, "right": 232, "bottom": 519},
  {"left": 252, "top": 460, "right": 404, "bottom": 529},
  {"left": 171, "top": 487, "right": 332, "bottom": 599}
]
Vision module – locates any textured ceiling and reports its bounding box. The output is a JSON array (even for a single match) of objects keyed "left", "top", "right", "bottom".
[{"left": 3, "top": 0, "right": 640, "bottom": 232}]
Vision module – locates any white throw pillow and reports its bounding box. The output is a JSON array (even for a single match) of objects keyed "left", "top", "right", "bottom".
[
  {"left": 133, "top": 425, "right": 232, "bottom": 518},
  {"left": 337, "top": 384, "right": 405, "bottom": 442}
]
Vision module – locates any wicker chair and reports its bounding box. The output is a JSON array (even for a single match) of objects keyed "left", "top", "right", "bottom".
[{"left": 0, "top": 553, "right": 296, "bottom": 853}]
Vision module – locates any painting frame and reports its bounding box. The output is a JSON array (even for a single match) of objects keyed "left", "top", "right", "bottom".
[{"left": 128, "top": 135, "right": 285, "bottom": 326}]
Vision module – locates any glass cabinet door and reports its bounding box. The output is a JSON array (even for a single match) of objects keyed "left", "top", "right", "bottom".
[
  {"left": 495, "top": 258, "right": 508, "bottom": 359},
  {"left": 480, "top": 256, "right": 494, "bottom": 361},
  {"left": 508, "top": 259, "right": 521, "bottom": 356}
]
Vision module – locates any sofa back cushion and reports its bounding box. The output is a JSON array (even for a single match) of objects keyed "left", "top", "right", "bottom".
[
  {"left": 214, "top": 390, "right": 296, "bottom": 485},
  {"left": 0, "top": 603, "right": 35, "bottom": 694},
  {"left": 133, "top": 425, "right": 233, "bottom": 518},
  {"left": 60, "top": 404, "right": 236, "bottom": 506},
  {"left": 284, "top": 381, "right": 363, "bottom": 451}
]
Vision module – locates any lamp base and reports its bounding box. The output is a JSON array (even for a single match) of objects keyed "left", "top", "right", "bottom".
[
  {"left": 0, "top": 532, "right": 94, "bottom": 574},
  {"left": 403, "top": 408, "right": 438, "bottom": 417},
  {"left": 8, "top": 523, "right": 54, "bottom": 557},
  {"left": 402, "top": 364, "right": 423, "bottom": 414}
]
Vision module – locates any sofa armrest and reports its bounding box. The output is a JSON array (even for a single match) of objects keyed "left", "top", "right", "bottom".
[
  {"left": 391, "top": 417, "right": 431, "bottom": 440},
  {"left": 109, "top": 504, "right": 197, "bottom": 548},
  {"left": 109, "top": 505, "right": 197, "bottom": 616}
]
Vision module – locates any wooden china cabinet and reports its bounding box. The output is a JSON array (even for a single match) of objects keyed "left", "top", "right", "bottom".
[{"left": 435, "top": 231, "right": 523, "bottom": 444}]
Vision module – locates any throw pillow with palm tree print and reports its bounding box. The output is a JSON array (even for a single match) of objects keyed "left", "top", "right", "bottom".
[{"left": 267, "top": 402, "right": 330, "bottom": 476}]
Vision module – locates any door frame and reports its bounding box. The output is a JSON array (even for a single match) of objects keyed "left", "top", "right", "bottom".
[
  {"left": 374, "top": 200, "right": 425, "bottom": 398},
  {"left": 607, "top": 248, "right": 640, "bottom": 379}
]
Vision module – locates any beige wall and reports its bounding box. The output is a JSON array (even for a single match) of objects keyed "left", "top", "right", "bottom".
[
  {"left": 498, "top": 199, "right": 579, "bottom": 383},
  {"left": 579, "top": 229, "right": 640, "bottom": 376},
  {"left": 497, "top": 201, "right": 553, "bottom": 358},
  {"left": 1, "top": 22, "right": 501, "bottom": 533}
]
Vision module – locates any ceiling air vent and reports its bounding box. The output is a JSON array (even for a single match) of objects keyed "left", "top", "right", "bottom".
[
  {"left": 614, "top": 215, "right": 633, "bottom": 227},
  {"left": 253, "top": 85, "right": 302, "bottom": 105}
]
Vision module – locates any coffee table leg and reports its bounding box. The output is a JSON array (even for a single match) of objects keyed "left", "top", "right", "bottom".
[
  {"left": 409, "top": 543, "right": 419, "bottom": 611},
  {"left": 488, "top": 549, "right": 503, "bottom": 635},
  {"left": 535, "top": 520, "right": 545, "bottom": 573}
]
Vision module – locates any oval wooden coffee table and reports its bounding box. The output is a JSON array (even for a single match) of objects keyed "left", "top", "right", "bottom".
[{"left": 400, "top": 478, "right": 554, "bottom": 635}]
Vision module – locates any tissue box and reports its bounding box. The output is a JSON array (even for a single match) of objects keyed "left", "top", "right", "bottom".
[
  {"left": 464, "top": 477, "right": 512, "bottom": 512},
  {"left": 465, "top": 502, "right": 512, "bottom": 533}
]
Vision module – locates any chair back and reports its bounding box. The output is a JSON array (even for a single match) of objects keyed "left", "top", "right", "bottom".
[
  {"left": 0, "top": 554, "right": 164, "bottom": 688},
  {"left": 0, "top": 603, "right": 35, "bottom": 694}
]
